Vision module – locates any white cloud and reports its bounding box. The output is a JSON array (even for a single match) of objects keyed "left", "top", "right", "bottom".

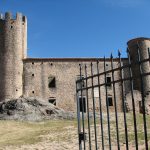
[{"left": 102, "top": 0, "right": 147, "bottom": 8}]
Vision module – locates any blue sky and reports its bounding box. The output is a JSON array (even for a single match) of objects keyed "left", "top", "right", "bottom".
[{"left": 0, "top": 0, "right": 150, "bottom": 58}]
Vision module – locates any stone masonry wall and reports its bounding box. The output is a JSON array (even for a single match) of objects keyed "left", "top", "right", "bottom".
[{"left": 23, "top": 59, "right": 124, "bottom": 112}]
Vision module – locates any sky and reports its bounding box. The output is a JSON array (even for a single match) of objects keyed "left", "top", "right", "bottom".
[{"left": 0, "top": 0, "right": 150, "bottom": 58}]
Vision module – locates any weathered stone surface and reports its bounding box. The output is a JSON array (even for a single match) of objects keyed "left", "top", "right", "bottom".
[
  {"left": 23, "top": 59, "right": 122, "bottom": 112},
  {"left": 126, "top": 90, "right": 150, "bottom": 114},
  {"left": 126, "top": 90, "right": 142, "bottom": 112},
  {"left": 145, "top": 94, "right": 150, "bottom": 115},
  {"left": 0, "top": 97, "right": 76, "bottom": 121},
  {"left": 0, "top": 12, "right": 27, "bottom": 101}
]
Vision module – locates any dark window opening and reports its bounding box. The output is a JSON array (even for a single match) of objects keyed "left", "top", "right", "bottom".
[
  {"left": 77, "top": 75, "right": 85, "bottom": 89},
  {"left": 48, "top": 76, "right": 56, "bottom": 88},
  {"left": 11, "top": 26, "right": 13, "bottom": 29},
  {"left": 79, "top": 97, "right": 86, "bottom": 113},
  {"left": 50, "top": 63, "right": 53, "bottom": 66},
  {"left": 106, "top": 77, "right": 111, "bottom": 86},
  {"left": 48, "top": 98, "right": 56, "bottom": 106},
  {"left": 32, "top": 91, "right": 34, "bottom": 94},
  {"left": 106, "top": 64, "right": 108, "bottom": 66},
  {"left": 11, "top": 21, "right": 14, "bottom": 24},
  {"left": 107, "top": 97, "right": 113, "bottom": 106},
  {"left": 32, "top": 62, "right": 34, "bottom": 65},
  {"left": 22, "top": 16, "right": 26, "bottom": 22},
  {"left": 16, "top": 89, "right": 18, "bottom": 91},
  {"left": 32, "top": 74, "right": 34, "bottom": 77}
]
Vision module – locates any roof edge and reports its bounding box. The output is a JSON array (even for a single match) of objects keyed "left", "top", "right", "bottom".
[
  {"left": 23, "top": 57, "right": 128, "bottom": 62},
  {"left": 127, "top": 37, "right": 150, "bottom": 45}
]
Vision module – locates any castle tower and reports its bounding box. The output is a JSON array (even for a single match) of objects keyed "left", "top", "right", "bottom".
[
  {"left": 127, "top": 37, "right": 150, "bottom": 95},
  {"left": 0, "top": 12, "right": 27, "bottom": 101}
]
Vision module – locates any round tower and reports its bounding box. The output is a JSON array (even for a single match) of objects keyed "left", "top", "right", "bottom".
[
  {"left": 127, "top": 37, "right": 150, "bottom": 95},
  {"left": 0, "top": 12, "right": 27, "bottom": 101}
]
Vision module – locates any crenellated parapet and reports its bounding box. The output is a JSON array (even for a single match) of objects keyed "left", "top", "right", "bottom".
[{"left": 0, "top": 12, "right": 27, "bottom": 23}]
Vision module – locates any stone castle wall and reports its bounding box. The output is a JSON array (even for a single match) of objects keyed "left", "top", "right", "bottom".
[{"left": 23, "top": 58, "right": 124, "bottom": 111}]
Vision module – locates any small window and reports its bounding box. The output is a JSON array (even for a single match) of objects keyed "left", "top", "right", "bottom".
[
  {"left": 11, "top": 26, "right": 13, "bottom": 29},
  {"left": 32, "top": 74, "right": 34, "bottom": 77},
  {"left": 106, "top": 77, "right": 111, "bottom": 86},
  {"left": 107, "top": 97, "right": 113, "bottom": 106},
  {"left": 32, "top": 91, "right": 34, "bottom": 94},
  {"left": 79, "top": 97, "right": 86, "bottom": 113},
  {"left": 32, "top": 62, "right": 34, "bottom": 65},
  {"left": 48, "top": 98, "right": 56, "bottom": 106},
  {"left": 48, "top": 76, "right": 56, "bottom": 88}
]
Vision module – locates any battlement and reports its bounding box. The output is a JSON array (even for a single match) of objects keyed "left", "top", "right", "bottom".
[{"left": 0, "top": 12, "right": 27, "bottom": 22}]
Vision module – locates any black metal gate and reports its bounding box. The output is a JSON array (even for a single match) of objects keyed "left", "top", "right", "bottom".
[{"left": 76, "top": 45, "right": 150, "bottom": 150}]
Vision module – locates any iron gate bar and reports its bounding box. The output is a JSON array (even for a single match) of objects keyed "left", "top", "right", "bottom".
[
  {"left": 90, "top": 62, "right": 98, "bottom": 149},
  {"left": 79, "top": 64, "right": 86, "bottom": 150},
  {"left": 127, "top": 48, "right": 139, "bottom": 150},
  {"left": 85, "top": 64, "right": 92, "bottom": 150},
  {"left": 104, "top": 57, "right": 112, "bottom": 150},
  {"left": 118, "top": 51, "right": 129, "bottom": 150},
  {"left": 110, "top": 54, "right": 120, "bottom": 150},
  {"left": 137, "top": 43, "right": 148, "bottom": 150},
  {"left": 76, "top": 81, "right": 82, "bottom": 150},
  {"left": 96, "top": 61, "right": 104, "bottom": 150}
]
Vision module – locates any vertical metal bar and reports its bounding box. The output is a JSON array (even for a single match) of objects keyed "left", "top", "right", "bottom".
[
  {"left": 110, "top": 54, "right": 120, "bottom": 150},
  {"left": 79, "top": 64, "right": 86, "bottom": 150},
  {"left": 137, "top": 44, "right": 148, "bottom": 150},
  {"left": 90, "top": 62, "right": 98, "bottom": 150},
  {"left": 85, "top": 64, "right": 92, "bottom": 150},
  {"left": 76, "top": 65, "right": 82, "bottom": 150},
  {"left": 148, "top": 48, "right": 150, "bottom": 59},
  {"left": 96, "top": 60, "right": 105, "bottom": 150},
  {"left": 118, "top": 51, "right": 129, "bottom": 150},
  {"left": 148, "top": 48, "right": 150, "bottom": 68},
  {"left": 127, "top": 48, "right": 139, "bottom": 150},
  {"left": 104, "top": 57, "right": 112, "bottom": 150}
]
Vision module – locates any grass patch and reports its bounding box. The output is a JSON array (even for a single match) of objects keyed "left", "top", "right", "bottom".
[
  {"left": 0, "top": 113, "right": 150, "bottom": 149},
  {"left": 0, "top": 119, "right": 77, "bottom": 147}
]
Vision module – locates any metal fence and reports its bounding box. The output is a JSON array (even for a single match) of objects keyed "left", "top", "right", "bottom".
[{"left": 76, "top": 45, "right": 150, "bottom": 150}]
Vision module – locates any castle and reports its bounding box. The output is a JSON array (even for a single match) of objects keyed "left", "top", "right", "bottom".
[{"left": 0, "top": 12, "right": 150, "bottom": 112}]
